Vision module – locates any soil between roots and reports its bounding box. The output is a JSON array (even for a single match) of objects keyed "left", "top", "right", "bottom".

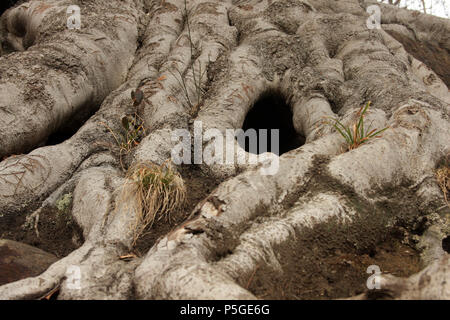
[
  {"left": 247, "top": 235, "right": 421, "bottom": 300},
  {"left": 0, "top": 206, "right": 83, "bottom": 258}
]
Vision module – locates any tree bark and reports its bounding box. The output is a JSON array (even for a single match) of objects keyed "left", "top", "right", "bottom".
[{"left": 0, "top": 0, "right": 449, "bottom": 299}]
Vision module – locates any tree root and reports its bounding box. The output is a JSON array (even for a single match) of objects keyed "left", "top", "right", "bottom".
[{"left": 0, "top": 0, "right": 448, "bottom": 300}]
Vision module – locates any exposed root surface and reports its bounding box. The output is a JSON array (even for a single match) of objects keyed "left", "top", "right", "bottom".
[{"left": 0, "top": 0, "right": 449, "bottom": 300}]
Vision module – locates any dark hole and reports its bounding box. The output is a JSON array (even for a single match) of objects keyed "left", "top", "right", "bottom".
[
  {"left": 0, "top": 0, "right": 21, "bottom": 16},
  {"left": 45, "top": 105, "right": 98, "bottom": 146},
  {"left": 11, "top": 17, "right": 26, "bottom": 38},
  {"left": 237, "top": 90, "right": 304, "bottom": 155},
  {"left": 443, "top": 236, "right": 450, "bottom": 253}
]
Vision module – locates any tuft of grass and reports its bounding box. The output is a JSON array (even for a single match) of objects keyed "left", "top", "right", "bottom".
[
  {"left": 326, "top": 101, "right": 389, "bottom": 151},
  {"left": 122, "top": 160, "right": 186, "bottom": 247}
]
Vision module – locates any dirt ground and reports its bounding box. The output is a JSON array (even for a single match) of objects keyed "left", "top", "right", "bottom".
[
  {"left": 0, "top": 205, "right": 83, "bottom": 258},
  {"left": 246, "top": 234, "right": 421, "bottom": 300}
]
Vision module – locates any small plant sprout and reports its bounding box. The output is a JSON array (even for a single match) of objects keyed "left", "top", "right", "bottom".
[
  {"left": 122, "top": 160, "right": 186, "bottom": 247},
  {"left": 327, "top": 101, "right": 389, "bottom": 151},
  {"left": 169, "top": 60, "right": 208, "bottom": 117},
  {"left": 168, "top": 0, "right": 209, "bottom": 117},
  {"left": 100, "top": 111, "right": 146, "bottom": 170}
]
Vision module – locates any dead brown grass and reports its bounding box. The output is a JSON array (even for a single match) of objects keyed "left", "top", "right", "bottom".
[
  {"left": 121, "top": 160, "right": 186, "bottom": 247},
  {"left": 436, "top": 165, "right": 450, "bottom": 207}
]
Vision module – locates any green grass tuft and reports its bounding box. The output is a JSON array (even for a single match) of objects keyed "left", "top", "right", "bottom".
[{"left": 326, "top": 101, "right": 389, "bottom": 151}]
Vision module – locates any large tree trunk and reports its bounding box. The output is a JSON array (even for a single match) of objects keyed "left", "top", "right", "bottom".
[{"left": 0, "top": 0, "right": 449, "bottom": 299}]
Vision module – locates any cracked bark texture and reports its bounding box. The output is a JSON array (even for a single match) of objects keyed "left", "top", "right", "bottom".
[{"left": 0, "top": 0, "right": 449, "bottom": 299}]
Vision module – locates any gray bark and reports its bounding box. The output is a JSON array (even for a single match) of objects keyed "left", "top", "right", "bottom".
[{"left": 0, "top": 0, "right": 449, "bottom": 299}]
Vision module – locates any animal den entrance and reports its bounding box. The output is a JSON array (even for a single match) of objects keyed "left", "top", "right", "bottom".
[
  {"left": 0, "top": 1, "right": 19, "bottom": 16},
  {"left": 237, "top": 90, "right": 305, "bottom": 155}
]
